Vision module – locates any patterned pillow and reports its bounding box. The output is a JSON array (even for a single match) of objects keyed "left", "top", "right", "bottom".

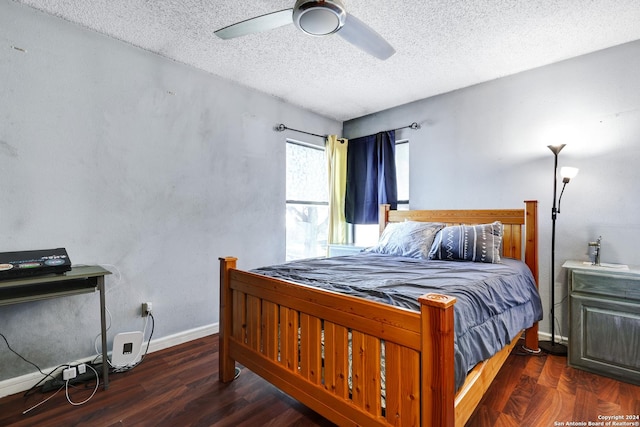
[
  {"left": 428, "top": 222, "right": 503, "bottom": 263},
  {"left": 367, "top": 221, "right": 445, "bottom": 259}
]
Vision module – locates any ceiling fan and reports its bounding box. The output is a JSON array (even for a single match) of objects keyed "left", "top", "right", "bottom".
[{"left": 214, "top": 0, "right": 396, "bottom": 60}]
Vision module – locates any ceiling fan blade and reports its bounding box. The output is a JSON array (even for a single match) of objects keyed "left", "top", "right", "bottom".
[
  {"left": 337, "top": 14, "right": 395, "bottom": 60},
  {"left": 215, "top": 9, "right": 293, "bottom": 39}
]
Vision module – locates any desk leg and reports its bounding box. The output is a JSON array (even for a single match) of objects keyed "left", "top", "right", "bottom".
[{"left": 98, "top": 276, "right": 109, "bottom": 390}]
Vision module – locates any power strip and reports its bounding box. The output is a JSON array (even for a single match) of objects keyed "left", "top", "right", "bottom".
[{"left": 40, "top": 363, "right": 103, "bottom": 393}]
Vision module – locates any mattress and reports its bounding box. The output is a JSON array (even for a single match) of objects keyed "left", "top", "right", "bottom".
[{"left": 252, "top": 252, "right": 543, "bottom": 390}]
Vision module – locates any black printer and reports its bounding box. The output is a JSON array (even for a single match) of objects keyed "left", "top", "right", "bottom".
[{"left": 0, "top": 248, "right": 72, "bottom": 280}]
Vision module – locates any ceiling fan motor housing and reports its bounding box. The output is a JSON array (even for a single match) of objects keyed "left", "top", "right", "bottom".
[{"left": 293, "top": 0, "right": 347, "bottom": 36}]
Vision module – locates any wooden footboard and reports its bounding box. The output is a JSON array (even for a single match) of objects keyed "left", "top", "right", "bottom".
[
  {"left": 218, "top": 200, "right": 539, "bottom": 426},
  {"left": 220, "top": 257, "right": 459, "bottom": 426},
  {"left": 220, "top": 258, "right": 531, "bottom": 426}
]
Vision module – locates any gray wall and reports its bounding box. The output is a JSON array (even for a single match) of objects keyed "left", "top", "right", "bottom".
[
  {"left": 345, "top": 39, "right": 640, "bottom": 341},
  {"left": 0, "top": 1, "right": 340, "bottom": 382}
]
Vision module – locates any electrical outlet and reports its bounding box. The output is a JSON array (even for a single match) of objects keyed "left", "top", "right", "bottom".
[{"left": 142, "top": 302, "right": 152, "bottom": 317}]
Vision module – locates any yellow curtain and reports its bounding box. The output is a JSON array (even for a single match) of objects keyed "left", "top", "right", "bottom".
[{"left": 326, "top": 135, "right": 349, "bottom": 246}]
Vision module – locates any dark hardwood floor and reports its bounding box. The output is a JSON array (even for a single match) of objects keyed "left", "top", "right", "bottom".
[{"left": 0, "top": 335, "right": 638, "bottom": 426}]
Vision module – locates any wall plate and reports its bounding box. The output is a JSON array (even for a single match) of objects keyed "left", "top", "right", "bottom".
[{"left": 111, "top": 331, "right": 143, "bottom": 367}]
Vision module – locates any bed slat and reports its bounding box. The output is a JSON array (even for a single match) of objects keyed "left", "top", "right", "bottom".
[
  {"left": 351, "top": 331, "right": 382, "bottom": 416},
  {"left": 323, "top": 321, "right": 349, "bottom": 399},
  {"left": 324, "top": 321, "right": 349, "bottom": 399},
  {"left": 232, "top": 290, "right": 247, "bottom": 344},
  {"left": 502, "top": 224, "right": 520, "bottom": 259},
  {"left": 300, "top": 314, "right": 322, "bottom": 384},
  {"left": 280, "top": 307, "right": 299, "bottom": 371},
  {"left": 247, "top": 295, "right": 261, "bottom": 351},
  {"left": 384, "top": 342, "right": 421, "bottom": 426},
  {"left": 365, "top": 334, "right": 382, "bottom": 416},
  {"left": 385, "top": 342, "right": 401, "bottom": 425},
  {"left": 262, "top": 300, "right": 279, "bottom": 360}
]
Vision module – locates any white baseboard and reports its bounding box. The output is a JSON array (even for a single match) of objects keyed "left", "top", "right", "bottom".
[
  {"left": 146, "top": 323, "right": 218, "bottom": 354},
  {"left": 0, "top": 323, "right": 219, "bottom": 399},
  {"left": 537, "top": 330, "right": 568, "bottom": 345}
]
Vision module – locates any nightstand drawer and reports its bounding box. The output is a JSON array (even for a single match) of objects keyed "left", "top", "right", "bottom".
[{"left": 571, "top": 270, "right": 640, "bottom": 302}]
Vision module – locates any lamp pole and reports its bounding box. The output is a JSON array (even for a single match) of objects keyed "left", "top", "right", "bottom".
[{"left": 539, "top": 144, "right": 568, "bottom": 356}]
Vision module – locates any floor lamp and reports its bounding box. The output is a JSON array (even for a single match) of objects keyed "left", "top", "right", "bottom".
[{"left": 539, "top": 144, "right": 578, "bottom": 356}]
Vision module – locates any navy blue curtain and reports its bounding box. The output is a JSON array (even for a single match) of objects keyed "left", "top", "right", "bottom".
[{"left": 345, "top": 130, "right": 397, "bottom": 224}]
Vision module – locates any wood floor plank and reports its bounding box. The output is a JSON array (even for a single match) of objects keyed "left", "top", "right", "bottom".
[
  {"left": 479, "top": 354, "right": 527, "bottom": 413},
  {"left": 619, "top": 382, "right": 640, "bottom": 413},
  {"left": 573, "top": 387, "right": 600, "bottom": 423},
  {"left": 494, "top": 412, "right": 520, "bottom": 427},
  {"left": 519, "top": 384, "right": 565, "bottom": 426},
  {"left": 536, "top": 354, "right": 564, "bottom": 389},
  {"left": 0, "top": 335, "right": 638, "bottom": 426},
  {"left": 522, "top": 351, "right": 546, "bottom": 379},
  {"left": 501, "top": 373, "right": 537, "bottom": 422}
]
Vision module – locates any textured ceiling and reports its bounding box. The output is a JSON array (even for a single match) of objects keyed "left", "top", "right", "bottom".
[{"left": 15, "top": 0, "right": 640, "bottom": 121}]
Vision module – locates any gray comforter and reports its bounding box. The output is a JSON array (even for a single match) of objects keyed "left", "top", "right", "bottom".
[{"left": 252, "top": 253, "right": 543, "bottom": 390}]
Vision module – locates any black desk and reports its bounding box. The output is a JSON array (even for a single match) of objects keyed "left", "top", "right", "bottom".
[{"left": 0, "top": 266, "right": 111, "bottom": 389}]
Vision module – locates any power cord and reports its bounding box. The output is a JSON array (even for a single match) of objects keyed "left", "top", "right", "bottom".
[
  {"left": 22, "top": 384, "right": 64, "bottom": 414},
  {"left": 22, "top": 362, "right": 100, "bottom": 414},
  {"left": 65, "top": 363, "right": 99, "bottom": 406},
  {"left": 513, "top": 344, "right": 544, "bottom": 356},
  {"left": 0, "top": 333, "right": 56, "bottom": 382},
  {"left": 551, "top": 294, "right": 568, "bottom": 344},
  {"left": 23, "top": 364, "right": 68, "bottom": 397},
  {"left": 512, "top": 337, "right": 545, "bottom": 357},
  {"left": 90, "top": 264, "right": 155, "bottom": 368},
  {"left": 0, "top": 333, "right": 75, "bottom": 399},
  {"left": 92, "top": 305, "right": 113, "bottom": 362}
]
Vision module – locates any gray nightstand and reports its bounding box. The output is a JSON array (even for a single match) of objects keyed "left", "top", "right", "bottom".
[{"left": 564, "top": 260, "right": 640, "bottom": 385}]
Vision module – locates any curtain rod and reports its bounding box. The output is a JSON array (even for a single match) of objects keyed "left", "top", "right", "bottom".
[
  {"left": 275, "top": 124, "right": 325, "bottom": 139},
  {"left": 275, "top": 122, "right": 421, "bottom": 139}
]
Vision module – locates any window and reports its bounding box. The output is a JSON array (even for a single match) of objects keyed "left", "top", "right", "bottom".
[
  {"left": 353, "top": 139, "right": 409, "bottom": 247},
  {"left": 286, "top": 140, "right": 328, "bottom": 261}
]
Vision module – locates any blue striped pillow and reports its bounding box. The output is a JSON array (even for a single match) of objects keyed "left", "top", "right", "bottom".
[{"left": 428, "top": 222, "right": 503, "bottom": 263}]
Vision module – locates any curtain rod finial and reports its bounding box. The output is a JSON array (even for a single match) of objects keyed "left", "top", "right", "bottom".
[
  {"left": 410, "top": 122, "right": 420, "bottom": 130},
  {"left": 275, "top": 124, "right": 287, "bottom": 132}
]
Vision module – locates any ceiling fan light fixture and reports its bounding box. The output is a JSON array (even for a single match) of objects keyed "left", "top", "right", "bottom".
[
  {"left": 215, "top": 0, "right": 394, "bottom": 60},
  {"left": 293, "top": 0, "right": 346, "bottom": 36}
]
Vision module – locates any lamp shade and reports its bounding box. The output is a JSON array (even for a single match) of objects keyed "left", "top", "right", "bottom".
[
  {"left": 548, "top": 144, "right": 566, "bottom": 155},
  {"left": 561, "top": 166, "right": 579, "bottom": 180}
]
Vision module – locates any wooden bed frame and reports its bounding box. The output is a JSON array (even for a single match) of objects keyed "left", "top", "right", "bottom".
[{"left": 219, "top": 200, "right": 539, "bottom": 426}]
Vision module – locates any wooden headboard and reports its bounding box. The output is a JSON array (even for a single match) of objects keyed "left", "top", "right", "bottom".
[{"left": 378, "top": 200, "right": 539, "bottom": 286}]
